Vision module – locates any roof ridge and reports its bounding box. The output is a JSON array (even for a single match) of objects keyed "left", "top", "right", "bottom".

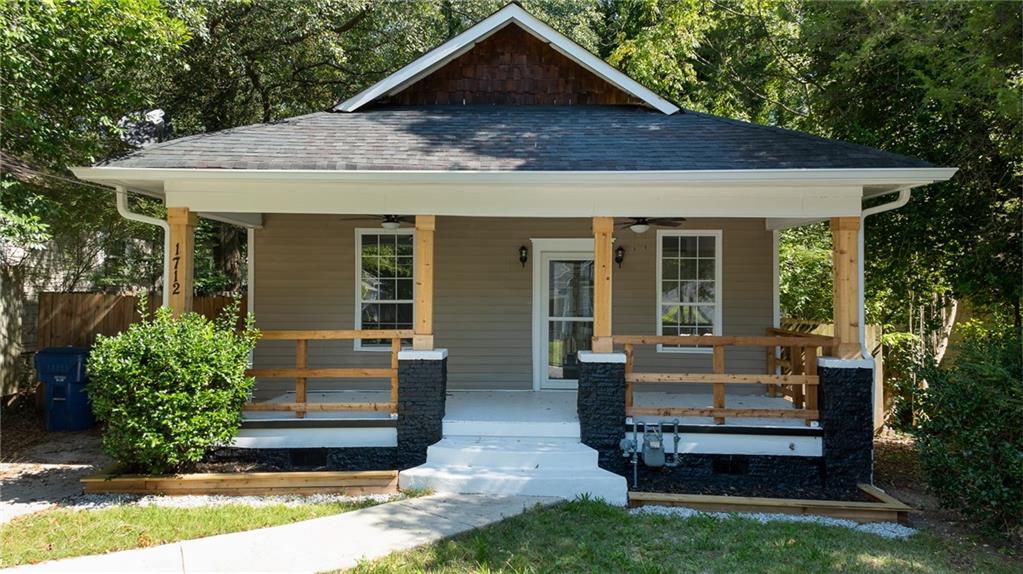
[{"left": 680, "top": 108, "right": 931, "bottom": 167}]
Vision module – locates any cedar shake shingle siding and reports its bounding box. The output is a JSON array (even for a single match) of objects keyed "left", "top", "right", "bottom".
[
  {"left": 99, "top": 106, "right": 931, "bottom": 172},
  {"left": 382, "top": 26, "right": 642, "bottom": 107}
]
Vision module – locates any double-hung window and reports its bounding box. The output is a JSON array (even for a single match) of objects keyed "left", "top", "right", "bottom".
[
  {"left": 355, "top": 229, "right": 414, "bottom": 350},
  {"left": 657, "top": 230, "right": 722, "bottom": 352}
]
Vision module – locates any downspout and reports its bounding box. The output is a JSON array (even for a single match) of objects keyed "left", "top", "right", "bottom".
[
  {"left": 115, "top": 186, "right": 171, "bottom": 307},
  {"left": 858, "top": 187, "right": 912, "bottom": 358}
]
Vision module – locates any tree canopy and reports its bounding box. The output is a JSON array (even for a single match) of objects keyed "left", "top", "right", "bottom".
[{"left": 2, "top": 0, "right": 1019, "bottom": 334}]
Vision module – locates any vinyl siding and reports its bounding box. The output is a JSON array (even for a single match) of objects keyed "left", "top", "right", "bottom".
[{"left": 252, "top": 215, "right": 774, "bottom": 395}]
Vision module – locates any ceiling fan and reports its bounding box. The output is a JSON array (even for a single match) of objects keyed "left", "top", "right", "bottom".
[
  {"left": 617, "top": 217, "right": 686, "bottom": 234},
  {"left": 338, "top": 215, "right": 414, "bottom": 229}
]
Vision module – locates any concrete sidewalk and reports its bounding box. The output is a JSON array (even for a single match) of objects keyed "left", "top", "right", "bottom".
[{"left": 6, "top": 494, "right": 557, "bottom": 573}]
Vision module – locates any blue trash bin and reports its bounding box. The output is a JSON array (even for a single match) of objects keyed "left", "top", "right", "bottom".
[{"left": 35, "top": 347, "right": 95, "bottom": 431}]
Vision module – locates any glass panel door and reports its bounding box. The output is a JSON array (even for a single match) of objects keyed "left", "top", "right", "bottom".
[{"left": 543, "top": 256, "right": 593, "bottom": 388}]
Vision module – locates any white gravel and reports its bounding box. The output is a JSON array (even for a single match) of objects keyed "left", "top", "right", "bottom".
[
  {"left": 632, "top": 504, "right": 917, "bottom": 539},
  {"left": 61, "top": 492, "right": 401, "bottom": 510}
]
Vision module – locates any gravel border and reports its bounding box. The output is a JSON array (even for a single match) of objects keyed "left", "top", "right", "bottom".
[
  {"left": 632, "top": 504, "right": 917, "bottom": 539},
  {"left": 59, "top": 492, "right": 402, "bottom": 510}
]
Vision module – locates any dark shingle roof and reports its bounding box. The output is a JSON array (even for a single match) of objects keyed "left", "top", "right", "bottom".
[{"left": 98, "top": 106, "right": 931, "bottom": 171}]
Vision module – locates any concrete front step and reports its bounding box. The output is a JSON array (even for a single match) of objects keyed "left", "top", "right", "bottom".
[
  {"left": 442, "top": 418, "right": 580, "bottom": 439},
  {"left": 399, "top": 463, "right": 627, "bottom": 506},
  {"left": 426, "top": 437, "right": 598, "bottom": 469}
]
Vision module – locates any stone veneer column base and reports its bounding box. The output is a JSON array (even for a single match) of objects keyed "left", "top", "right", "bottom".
[
  {"left": 396, "top": 350, "right": 448, "bottom": 470},
  {"left": 819, "top": 357, "right": 875, "bottom": 487},
  {"left": 576, "top": 352, "right": 627, "bottom": 476}
]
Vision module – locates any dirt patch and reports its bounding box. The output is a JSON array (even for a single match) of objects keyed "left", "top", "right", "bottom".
[
  {"left": 1, "top": 395, "right": 111, "bottom": 523},
  {"left": 0, "top": 391, "right": 47, "bottom": 460}
]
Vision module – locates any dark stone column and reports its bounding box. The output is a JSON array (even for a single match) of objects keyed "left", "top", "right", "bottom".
[
  {"left": 396, "top": 351, "right": 448, "bottom": 470},
  {"left": 577, "top": 353, "right": 627, "bottom": 475},
  {"left": 819, "top": 359, "right": 874, "bottom": 487}
]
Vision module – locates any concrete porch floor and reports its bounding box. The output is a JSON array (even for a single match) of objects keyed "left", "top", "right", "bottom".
[{"left": 245, "top": 389, "right": 804, "bottom": 428}]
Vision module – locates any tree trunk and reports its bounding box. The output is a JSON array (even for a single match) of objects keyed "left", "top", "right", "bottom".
[
  {"left": 932, "top": 296, "right": 958, "bottom": 365},
  {"left": 0, "top": 266, "right": 26, "bottom": 396}
]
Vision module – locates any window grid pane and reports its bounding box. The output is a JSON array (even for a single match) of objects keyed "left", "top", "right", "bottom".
[
  {"left": 359, "top": 232, "right": 414, "bottom": 348},
  {"left": 660, "top": 233, "right": 717, "bottom": 349}
]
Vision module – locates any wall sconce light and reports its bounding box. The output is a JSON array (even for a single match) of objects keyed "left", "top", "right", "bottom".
[
  {"left": 519, "top": 245, "right": 529, "bottom": 268},
  {"left": 615, "top": 246, "right": 626, "bottom": 268}
]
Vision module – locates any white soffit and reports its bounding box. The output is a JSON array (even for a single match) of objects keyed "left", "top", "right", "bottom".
[{"left": 334, "top": 3, "right": 680, "bottom": 115}]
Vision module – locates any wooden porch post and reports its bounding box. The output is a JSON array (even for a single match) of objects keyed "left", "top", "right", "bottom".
[
  {"left": 413, "top": 215, "right": 435, "bottom": 350},
  {"left": 831, "top": 217, "right": 862, "bottom": 358},
  {"left": 592, "top": 216, "right": 614, "bottom": 353},
  {"left": 166, "top": 207, "right": 197, "bottom": 317}
]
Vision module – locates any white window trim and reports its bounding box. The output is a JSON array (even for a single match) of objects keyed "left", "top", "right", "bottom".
[
  {"left": 655, "top": 229, "right": 723, "bottom": 354},
  {"left": 354, "top": 227, "right": 416, "bottom": 352}
]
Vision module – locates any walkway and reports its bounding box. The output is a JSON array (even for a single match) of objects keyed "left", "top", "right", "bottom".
[{"left": 6, "top": 494, "right": 557, "bottom": 573}]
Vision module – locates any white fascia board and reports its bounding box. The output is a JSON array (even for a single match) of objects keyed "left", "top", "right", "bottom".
[
  {"left": 333, "top": 4, "right": 680, "bottom": 115},
  {"left": 164, "top": 180, "right": 862, "bottom": 218}
]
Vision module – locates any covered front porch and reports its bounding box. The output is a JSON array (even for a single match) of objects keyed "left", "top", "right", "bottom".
[{"left": 157, "top": 211, "right": 862, "bottom": 432}]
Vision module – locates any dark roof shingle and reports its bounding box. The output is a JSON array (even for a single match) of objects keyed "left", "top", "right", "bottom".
[{"left": 98, "top": 106, "right": 931, "bottom": 171}]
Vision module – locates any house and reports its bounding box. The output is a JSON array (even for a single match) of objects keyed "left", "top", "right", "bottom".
[{"left": 73, "top": 4, "right": 956, "bottom": 505}]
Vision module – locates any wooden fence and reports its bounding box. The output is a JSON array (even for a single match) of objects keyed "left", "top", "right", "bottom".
[{"left": 36, "top": 292, "right": 247, "bottom": 349}]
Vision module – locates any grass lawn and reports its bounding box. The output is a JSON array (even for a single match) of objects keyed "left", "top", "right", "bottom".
[
  {"left": 350, "top": 499, "right": 1019, "bottom": 574},
  {"left": 1, "top": 498, "right": 383, "bottom": 567}
]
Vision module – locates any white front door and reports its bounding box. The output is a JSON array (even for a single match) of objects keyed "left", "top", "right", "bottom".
[{"left": 532, "top": 239, "right": 594, "bottom": 390}]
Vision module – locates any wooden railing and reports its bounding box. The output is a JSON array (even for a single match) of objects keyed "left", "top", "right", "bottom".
[
  {"left": 614, "top": 334, "right": 835, "bottom": 424},
  {"left": 244, "top": 329, "right": 413, "bottom": 417}
]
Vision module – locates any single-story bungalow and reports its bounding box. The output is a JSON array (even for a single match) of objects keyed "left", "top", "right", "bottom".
[{"left": 74, "top": 3, "right": 955, "bottom": 504}]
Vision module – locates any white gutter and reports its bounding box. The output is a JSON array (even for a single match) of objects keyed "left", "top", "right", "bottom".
[
  {"left": 115, "top": 186, "right": 171, "bottom": 307},
  {"left": 857, "top": 187, "right": 913, "bottom": 357}
]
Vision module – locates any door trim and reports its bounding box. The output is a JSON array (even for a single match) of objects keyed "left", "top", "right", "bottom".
[{"left": 530, "top": 238, "right": 594, "bottom": 391}]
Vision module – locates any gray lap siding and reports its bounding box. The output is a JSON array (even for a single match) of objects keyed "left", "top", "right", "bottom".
[{"left": 251, "top": 215, "right": 774, "bottom": 395}]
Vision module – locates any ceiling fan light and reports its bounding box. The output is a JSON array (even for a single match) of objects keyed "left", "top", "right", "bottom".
[
  {"left": 381, "top": 220, "right": 401, "bottom": 230},
  {"left": 629, "top": 223, "right": 650, "bottom": 234}
]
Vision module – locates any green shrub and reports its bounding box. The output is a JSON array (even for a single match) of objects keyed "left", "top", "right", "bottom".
[
  {"left": 916, "top": 323, "right": 1023, "bottom": 537},
  {"left": 87, "top": 299, "right": 258, "bottom": 473},
  {"left": 881, "top": 331, "right": 926, "bottom": 431}
]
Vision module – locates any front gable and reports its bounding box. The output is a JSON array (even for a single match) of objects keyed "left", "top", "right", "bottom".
[
  {"left": 336, "top": 3, "right": 679, "bottom": 114},
  {"left": 379, "top": 25, "right": 643, "bottom": 107}
]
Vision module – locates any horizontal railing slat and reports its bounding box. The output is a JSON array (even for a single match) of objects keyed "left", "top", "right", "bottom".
[
  {"left": 627, "top": 407, "right": 819, "bottom": 420},
  {"left": 245, "top": 367, "right": 393, "bottom": 379},
  {"left": 627, "top": 373, "right": 819, "bottom": 385},
  {"left": 243, "top": 402, "right": 395, "bottom": 412},
  {"left": 258, "top": 329, "right": 414, "bottom": 341},
  {"left": 612, "top": 335, "right": 835, "bottom": 347}
]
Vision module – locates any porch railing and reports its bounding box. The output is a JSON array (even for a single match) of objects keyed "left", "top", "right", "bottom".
[
  {"left": 244, "top": 329, "right": 413, "bottom": 417},
  {"left": 764, "top": 327, "right": 834, "bottom": 407},
  {"left": 614, "top": 334, "right": 835, "bottom": 424}
]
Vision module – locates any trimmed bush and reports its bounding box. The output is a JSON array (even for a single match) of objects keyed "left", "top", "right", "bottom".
[
  {"left": 916, "top": 324, "right": 1023, "bottom": 538},
  {"left": 87, "top": 299, "right": 258, "bottom": 473}
]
